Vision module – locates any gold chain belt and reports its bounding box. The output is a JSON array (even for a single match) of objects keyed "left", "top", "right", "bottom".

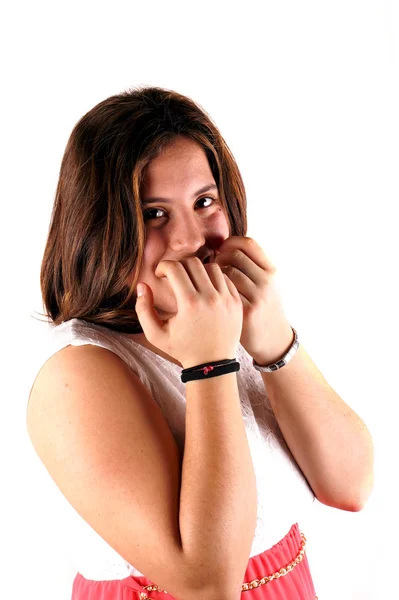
[{"left": 138, "top": 532, "right": 318, "bottom": 599}]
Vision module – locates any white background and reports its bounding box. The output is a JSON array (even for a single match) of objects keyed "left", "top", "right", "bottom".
[{"left": 1, "top": 1, "right": 398, "bottom": 599}]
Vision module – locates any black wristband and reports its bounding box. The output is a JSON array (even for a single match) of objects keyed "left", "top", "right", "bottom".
[{"left": 181, "top": 358, "right": 240, "bottom": 383}]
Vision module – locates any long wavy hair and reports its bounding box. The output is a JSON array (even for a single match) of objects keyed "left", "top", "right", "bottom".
[{"left": 34, "top": 85, "right": 248, "bottom": 334}]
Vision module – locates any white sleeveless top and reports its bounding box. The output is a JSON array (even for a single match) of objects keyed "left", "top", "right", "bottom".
[{"left": 27, "top": 317, "right": 315, "bottom": 580}]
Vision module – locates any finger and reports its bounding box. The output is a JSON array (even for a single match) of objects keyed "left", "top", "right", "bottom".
[
  {"left": 217, "top": 237, "right": 276, "bottom": 272},
  {"left": 155, "top": 258, "right": 228, "bottom": 305},
  {"left": 135, "top": 283, "right": 166, "bottom": 340},
  {"left": 216, "top": 250, "right": 263, "bottom": 287},
  {"left": 155, "top": 260, "right": 199, "bottom": 307},
  {"left": 203, "top": 262, "right": 234, "bottom": 294},
  {"left": 179, "top": 257, "right": 221, "bottom": 292},
  {"left": 222, "top": 272, "right": 242, "bottom": 301}
]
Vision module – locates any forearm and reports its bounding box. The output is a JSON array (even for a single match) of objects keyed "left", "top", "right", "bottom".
[
  {"left": 257, "top": 343, "right": 374, "bottom": 511},
  {"left": 179, "top": 371, "right": 257, "bottom": 596}
]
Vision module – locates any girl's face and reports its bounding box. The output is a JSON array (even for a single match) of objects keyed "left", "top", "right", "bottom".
[{"left": 133, "top": 135, "right": 231, "bottom": 320}]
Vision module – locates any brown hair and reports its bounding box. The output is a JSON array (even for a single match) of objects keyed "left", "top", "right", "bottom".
[{"left": 34, "top": 85, "right": 248, "bottom": 334}]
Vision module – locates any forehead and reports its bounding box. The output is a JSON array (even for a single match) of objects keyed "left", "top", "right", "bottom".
[{"left": 142, "top": 137, "right": 213, "bottom": 192}]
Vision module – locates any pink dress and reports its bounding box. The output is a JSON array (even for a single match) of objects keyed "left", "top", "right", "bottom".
[{"left": 72, "top": 523, "right": 317, "bottom": 599}]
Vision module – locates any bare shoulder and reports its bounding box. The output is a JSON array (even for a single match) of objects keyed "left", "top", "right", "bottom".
[{"left": 26, "top": 343, "right": 194, "bottom": 597}]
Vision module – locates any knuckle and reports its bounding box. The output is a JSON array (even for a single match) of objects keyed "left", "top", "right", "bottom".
[
  {"left": 180, "top": 257, "right": 200, "bottom": 270},
  {"left": 186, "top": 294, "right": 201, "bottom": 309},
  {"left": 155, "top": 259, "right": 170, "bottom": 271},
  {"left": 187, "top": 256, "right": 201, "bottom": 264},
  {"left": 222, "top": 265, "right": 232, "bottom": 276},
  {"left": 163, "top": 260, "right": 183, "bottom": 274},
  {"left": 207, "top": 293, "right": 220, "bottom": 307}
]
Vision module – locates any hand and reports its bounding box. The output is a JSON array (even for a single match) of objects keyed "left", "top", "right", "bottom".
[
  {"left": 135, "top": 256, "right": 243, "bottom": 369},
  {"left": 214, "top": 236, "right": 294, "bottom": 365}
]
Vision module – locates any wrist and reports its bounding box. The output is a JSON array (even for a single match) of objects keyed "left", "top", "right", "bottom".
[
  {"left": 252, "top": 326, "right": 294, "bottom": 367},
  {"left": 181, "top": 356, "right": 236, "bottom": 371}
]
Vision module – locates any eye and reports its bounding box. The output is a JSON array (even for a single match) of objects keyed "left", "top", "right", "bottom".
[
  {"left": 143, "top": 196, "right": 216, "bottom": 221},
  {"left": 142, "top": 207, "right": 167, "bottom": 221}
]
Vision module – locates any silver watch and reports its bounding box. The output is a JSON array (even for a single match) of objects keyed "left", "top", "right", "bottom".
[{"left": 252, "top": 326, "right": 299, "bottom": 372}]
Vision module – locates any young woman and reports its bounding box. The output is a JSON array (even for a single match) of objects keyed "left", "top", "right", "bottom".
[{"left": 27, "top": 86, "right": 374, "bottom": 600}]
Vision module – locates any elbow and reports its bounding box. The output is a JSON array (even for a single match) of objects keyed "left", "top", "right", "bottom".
[
  {"left": 346, "top": 501, "right": 367, "bottom": 513},
  {"left": 314, "top": 432, "right": 375, "bottom": 512},
  {"left": 346, "top": 463, "right": 375, "bottom": 512},
  {"left": 184, "top": 576, "right": 244, "bottom": 600},
  {"left": 317, "top": 491, "right": 372, "bottom": 512},
  {"left": 348, "top": 480, "right": 375, "bottom": 512},
  {"left": 316, "top": 471, "right": 374, "bottom": 513},
  {"left": 337, "top": 493, "right": 372, "bottom": 512}
]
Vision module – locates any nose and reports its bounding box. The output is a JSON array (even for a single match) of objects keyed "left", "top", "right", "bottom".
[{"left": 167, "top": 210, "right": 207, "bottom": 256}]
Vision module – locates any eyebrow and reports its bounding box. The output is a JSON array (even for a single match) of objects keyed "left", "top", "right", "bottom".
[{"left": 141, "top": 183, "right": 218, "bottom": 206}]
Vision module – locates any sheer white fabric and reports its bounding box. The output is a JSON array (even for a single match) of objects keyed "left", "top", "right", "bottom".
[{"left": 27, "top": 318, "right": 315, "bottom": 580}]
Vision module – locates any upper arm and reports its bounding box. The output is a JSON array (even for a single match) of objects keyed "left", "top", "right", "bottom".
[{"left": 26, "top": 344, "right": 194, "bottom": 597}]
